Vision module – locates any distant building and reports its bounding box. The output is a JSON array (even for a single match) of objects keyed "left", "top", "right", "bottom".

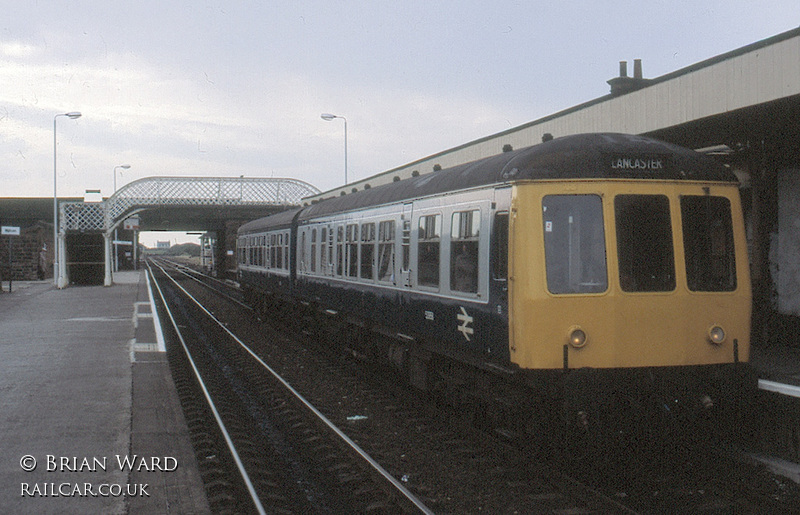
[{"left": 156, "top": 241, "right": 171, "bottom": 249}]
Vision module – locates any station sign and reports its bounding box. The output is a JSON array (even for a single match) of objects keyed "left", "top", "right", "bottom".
[
  {"left": 123, "top": 217, "right": 140, "bottom": 230},
  {"left": 2, "top": 226, "right": 20, "bottom": 292},
  {"left": 84, "top": 189, "right": 103, "bottom": 203}
]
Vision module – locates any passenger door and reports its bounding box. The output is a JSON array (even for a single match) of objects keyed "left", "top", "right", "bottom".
[{"left": 491, "top": 187, "right": 512, "bottom": 314}]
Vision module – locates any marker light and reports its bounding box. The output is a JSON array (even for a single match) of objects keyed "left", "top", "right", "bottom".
[
  {"left": 568, "top": 327, "right": 587, "bottom": 348},
  {"left": 708, "top": 325, "right": 726, "bottom": 345}
]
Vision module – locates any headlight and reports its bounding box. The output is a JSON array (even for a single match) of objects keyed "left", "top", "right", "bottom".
[
  {"left": 708, "top": 325, "right": 726, "bottom": 345},
  {"left": 568, "top": 327, "right": 587, "bottom": 348}
]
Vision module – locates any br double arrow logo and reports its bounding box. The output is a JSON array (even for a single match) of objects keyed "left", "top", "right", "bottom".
[{"left": 457, "top": 306, "right": 474, "bottom": 342}]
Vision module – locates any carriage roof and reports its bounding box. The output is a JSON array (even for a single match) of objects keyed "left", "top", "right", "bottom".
[{"left": 240, "top": 133, "right": 736, "bottom": 235}]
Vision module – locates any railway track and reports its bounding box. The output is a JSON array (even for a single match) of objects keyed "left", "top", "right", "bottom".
[
  {"left": 148, "top": 258, "right": 800, "bottom": 513},
  {"left": 148, "top": 258, "right": 431, "bottom": 513}
]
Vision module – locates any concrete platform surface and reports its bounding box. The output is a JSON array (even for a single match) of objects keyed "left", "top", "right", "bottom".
[{"left": 0, "top": 272, "right": 209, "bottom": 514}]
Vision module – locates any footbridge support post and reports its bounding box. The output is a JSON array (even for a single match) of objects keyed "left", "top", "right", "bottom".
[
  {"left": 104, "top": 232, "right": 112, "bottom": 286},
  {"left": 56, "top": 232, "right": 68, "bottom": 289}
]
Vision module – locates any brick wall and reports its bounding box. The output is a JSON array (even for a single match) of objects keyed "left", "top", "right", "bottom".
[{"left": 0, "top": 222, "right": 51, "bottom": 281}]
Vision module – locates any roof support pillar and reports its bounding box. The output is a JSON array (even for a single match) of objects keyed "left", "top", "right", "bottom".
[{"left": 748, "top": 136, "right": 780, "bottom": 346}]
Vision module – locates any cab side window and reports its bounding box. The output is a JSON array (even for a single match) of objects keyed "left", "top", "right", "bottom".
[
  {"left": 681, "top": 196, "right": 736, "bottom": 291},
  {"left": 492, "top": 212, "right": 508, "bottom": 281}
]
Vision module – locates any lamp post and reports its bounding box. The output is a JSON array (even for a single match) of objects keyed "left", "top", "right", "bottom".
[
  {"left": 321, "top": 113, "right": 348, "bottom": 184},
  {"left": 112, "top": 164, "right": 131, "bottom": 273},
  {"left": 53, "top": 111, "right": 82, "bottom": 287}
]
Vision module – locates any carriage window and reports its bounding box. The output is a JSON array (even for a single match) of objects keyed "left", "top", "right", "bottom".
[
  {"left": 492, "top": 212, "right": 509, "bottom": 281},
  {"left": 282, "top": 233, "right": 288, "bottom": 270},
  {"left": 300, "top": 231, "right": 307, "bottom": 272},
  {"left": 320, "top": 227, "right": 329, "bottom": 274},
  {"left": 270, "top": 234, "right": 277, "bottom": 269},
  {"left": 270, "top": 234, "right": 276, "bottom": 269},
  {"left": 360, "top": 223, "right": 375, "bottom": 280},
  {"left": 346, "top": 224, "right": 358, "bottom": 278},
  {"left": 336, "top": 226, "right": 344, "bottom": 276},
  {"left": 277, "top": 233, "right": 285, "bottom": 270},
  {"left": 378, "top": 220, "right": 395, "bottom": 283},
  {"left": 310, "top": 229, "right": 317, "bottom": 273},
  {"left": 283, "top": 232, "right": 290, "bottom": 270},
  {"left": 615, "top": 195, "right": 674, "bottom": 292},
  {"left": 543, "top": 195, "right": 607, "bottom": 294},
  {"left": 681, "top": 196, "right": 736, "bottom": 291},
  {"left": 417, "top": 214, "right": 441, "bottom": 287},
  {"left": 450, "top": 210, "right": 480, "bottom": 293}
]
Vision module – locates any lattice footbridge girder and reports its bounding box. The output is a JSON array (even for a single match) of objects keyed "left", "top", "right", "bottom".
[{"left": 59, "top": 176, "right": 320, "bottom": 233}]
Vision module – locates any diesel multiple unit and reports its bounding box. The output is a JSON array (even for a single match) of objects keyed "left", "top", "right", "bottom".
[{"left": 237, "top": 133, "right": 754, "bottom": 447}]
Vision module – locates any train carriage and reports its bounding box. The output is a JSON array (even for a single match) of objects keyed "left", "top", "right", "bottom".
[{"left": 238, "top": 133, "right": 755, "bottom": 448}]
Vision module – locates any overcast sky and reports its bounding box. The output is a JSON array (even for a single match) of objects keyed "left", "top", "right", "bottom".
[{"left": 2, "top": 2, "right": 798, "bottom": 206}]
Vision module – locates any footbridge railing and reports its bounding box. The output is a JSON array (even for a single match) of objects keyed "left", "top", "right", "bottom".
[{"left": 104, "top": 176, "right": 320, "bottom": 229}]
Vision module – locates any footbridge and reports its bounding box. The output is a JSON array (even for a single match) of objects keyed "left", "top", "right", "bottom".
[{"left": 58, "top": 176, "right": 320, "bottom": 287}]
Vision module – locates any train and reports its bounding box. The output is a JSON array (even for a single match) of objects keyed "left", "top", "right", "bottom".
[{"left": 237, "top": 133, "right": 756, "bottom": 452}]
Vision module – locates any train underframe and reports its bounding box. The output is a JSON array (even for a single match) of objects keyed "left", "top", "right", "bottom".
[{"left": 245, "top": 285, "right": 758, "bottom": 462}]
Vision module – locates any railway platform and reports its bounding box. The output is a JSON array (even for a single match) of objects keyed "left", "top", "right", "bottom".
[
  {"left": 751, "top": 341, "right": 800, "bottom": 389},
  {"left": 0, "top": 271, "right": 209, "bottom": 514},
  {"left": 749, "top": 339, "right": 800, "bottom": 473},
  {"left": 0, "top": 270, "right": 798, "bottom": 514}
]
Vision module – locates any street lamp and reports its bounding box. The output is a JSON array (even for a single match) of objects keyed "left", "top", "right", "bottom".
[
  {"left": 321, "top": 113, "right": 348, "bottom": 184},
  {"left": 113, "top": 164, "right": 131, "bottom": 193},
  {"left": 53, "top": 111, "right": 82, "bottom": 287}
]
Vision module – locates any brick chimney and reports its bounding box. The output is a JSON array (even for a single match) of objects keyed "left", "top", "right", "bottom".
[{"left": 607, "top": 59, "right": 651, "bottom": 96}]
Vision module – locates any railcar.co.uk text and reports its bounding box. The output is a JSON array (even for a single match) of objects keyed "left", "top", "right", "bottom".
[{"left": 18, "top": 454, "right": 178, "bottom": 498}]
